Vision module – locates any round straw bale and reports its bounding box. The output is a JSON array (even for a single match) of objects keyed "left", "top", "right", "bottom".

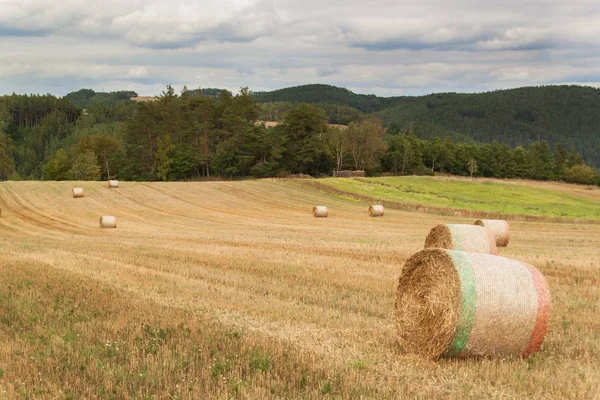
[
  {"left": 108, "top": 180, "right": 119, "bottom": 188},
  {"left": 313, "top": 206, "right": 328, "bottom": 218},
  {"left": 474, "top": 219, "right": 510, "bottom": 247},
  {"left": 369, "top": 205, "right": 384, "bottom": 217},
  {"left": 72, "top": 188, "right": 84, "bottom": 198},
  {"left": 99, "top": 215, "right": 117, "bottom": 228},
  {"left": 395, "top": 249, "right": 551, "bottom": 359},
  {"left": 424, "top": 224, "right": 497, "bottom": 255}
]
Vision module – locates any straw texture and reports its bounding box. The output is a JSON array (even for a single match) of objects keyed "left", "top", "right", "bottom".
[
  {"left": 99, "top": 215, "right": 117, "bottom": 228},
  {"left": 395, "top": 249, "right": 551, "bottom": 359},
  {"left": 108, "top": 180, "right": 119, "bottom": 188},
  {"left": 474, "top": 219, "right": 510, "bottom": 247},
  {"left": 313, "top": 206, "right": 328, "bottom": 218},
  {"left": 369, "top": 205, "right": 384, "bottom": 217},
  {"left": 424, "top": 224, "right": 498, "bottom": 255},
  {"left": 72, "top": 188, "right": 84, "bottom": 198}
]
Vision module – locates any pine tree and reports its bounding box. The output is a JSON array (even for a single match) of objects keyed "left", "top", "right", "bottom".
[
  {"left": 0, "top": 132, "right": 15, "bottom": 180},
  {"left": 279, "top": 104, "right": 329, "bottom": 175},
  {"left": 553, "top": 143, "right": 567, "bottom": 180},
  {"left": 566, "top": 146, "right": 584, "bottom": 168}
]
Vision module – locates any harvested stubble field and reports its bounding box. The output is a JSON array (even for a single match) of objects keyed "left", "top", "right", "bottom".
[{"left": 0, "top": 179, "right": 598, "bottom": 399}]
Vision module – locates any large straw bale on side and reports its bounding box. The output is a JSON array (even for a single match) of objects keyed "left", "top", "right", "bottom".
[
  {"left": 395, "top": 249, "right": 551, "bottom": 359},
  {"left": 108, "top": 180, "right": 119, "bottom": 188},
  {"left": 72, "top": 188, "right": 84, "bottom": 198},
  {"left": 474, "top": 219, "right": 510, "bottom": 247},
  {"left": 99, "top": 216, "right": 117, "bottom": 228},
  {"left": 313, "top": 206, "right": 328, "bottom": 218},
  {"left": 369, "top": 205, "right": 384, "bottom": 217},
  {"left": 425, "top": 224, "right": 497, "bottom": 255}
]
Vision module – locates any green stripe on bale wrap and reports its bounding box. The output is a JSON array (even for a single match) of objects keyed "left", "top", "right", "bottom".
[{"left": 444, "top": 251, "right": 477, "bottom": 357}]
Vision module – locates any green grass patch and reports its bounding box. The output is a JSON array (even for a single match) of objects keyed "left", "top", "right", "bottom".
[{"left": 319, "top": 176, "right": 600, "bottom": 219}]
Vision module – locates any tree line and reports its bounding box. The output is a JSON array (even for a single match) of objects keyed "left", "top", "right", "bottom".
[{"left": 0, "top": 86, "right": 598, "bottom": 186}]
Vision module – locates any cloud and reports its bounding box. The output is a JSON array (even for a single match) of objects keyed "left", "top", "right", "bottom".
[
  {"left": 0, "top": 26, "right": 48, "bottom": 37},
  {"left": 0, "top": 0, "right": 599, "bottom": 96},
  {"left": 316, "top": 66, "right": 340, "bottom": 77},
  {"left": 0, "top": 0, "right": 274, "bottom": 48}
]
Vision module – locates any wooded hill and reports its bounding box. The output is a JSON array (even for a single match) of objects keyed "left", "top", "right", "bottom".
[
  {"left": 254, "top": 84, "right": 600, "bottom": 167},
  {"left": 0, "top": 85, "right": 597, "bottom": 186}
]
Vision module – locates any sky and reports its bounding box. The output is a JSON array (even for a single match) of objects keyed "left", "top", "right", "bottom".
[{"left": 1, "top": 0, "right": 599, "bottom": 97}]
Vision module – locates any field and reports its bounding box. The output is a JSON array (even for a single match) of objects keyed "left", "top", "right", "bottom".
[
  {"left": 0, "top": 179, "right": 598, "bottom": 399},
  {"left": 309, "top": 176, "right": 600, "bottom": 220}
]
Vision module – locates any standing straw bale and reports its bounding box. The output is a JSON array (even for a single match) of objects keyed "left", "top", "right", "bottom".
[
  {"left": 395, "top": 249, "right": 551, "bottom": 359},
  {"left": 425, "top": 224, "right": 497, "bottom": 255},
  {"left": 474, "top": 219, "right": 510, "bottom": 247},
  {"left": 108, "top": 180, "right": 119, "bottom": 188},
  {"left": 313, "top": 206, "right": 328, "bottom": 218},
  {"left": 99, "top": 216, "right": 117, "bottom": 229},
  {"left": 369, "top": 205, "right": 384, "bottom": 217},
  {"left": 72, "top": 188, "right": 84, "bottom": 198}
]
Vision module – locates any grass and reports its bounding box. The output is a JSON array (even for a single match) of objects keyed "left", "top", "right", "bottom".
[
  {"left": 0, "top": 258, "right": 381, "bottom": 399},
  {"left": 0, "top": 179, "right": 598, "bottom": 398},
  {"left": 309, "top": 176, "right": 600, "bottom": 220}
]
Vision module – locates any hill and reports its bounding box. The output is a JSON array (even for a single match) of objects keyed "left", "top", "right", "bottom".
[
  {"left": 64, "top": 89, "right": 138, "bottom": 108},
  {"left": 254, "top": 85, "right": 600, "bottom": 166},
  {"left": 254, "top": 84, "right": 404, "bottom": 113}
]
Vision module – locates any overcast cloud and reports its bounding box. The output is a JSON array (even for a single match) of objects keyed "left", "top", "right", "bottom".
[{"left": 0, "top": 0, "right": 599, "bottom": 96}]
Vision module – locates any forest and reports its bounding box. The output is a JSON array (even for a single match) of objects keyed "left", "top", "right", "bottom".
[
  {"left": 0, "top": 85, "right": 598, "bottom": 186},
  {"left": 255, "top": 84, "right": 600, "bottom": 167}
]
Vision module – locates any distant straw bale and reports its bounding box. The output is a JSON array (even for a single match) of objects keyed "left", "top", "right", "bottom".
[
  {"left": 369, "top": 205, "right": 384, "bottom": 217},
  {"left": 100, "top": 216, "right": 117, "bottom": 228},
  {"left": 474, "top": 219, "right": 510, "bottom": 247},
  {"left": 108, "top": 180, "right": 119, "bottom": 188},
  {"left": 425, "top": 224, "right": 497, "bottom": 255},
  {"left": 313, "top": 206, "right": 328, "bottom": 218},
  {"left": 395, "top": 249, "right": 551, "bottom": 359},
  {"left": 72, "top": 188, "right": 84, "bottom": 198}
]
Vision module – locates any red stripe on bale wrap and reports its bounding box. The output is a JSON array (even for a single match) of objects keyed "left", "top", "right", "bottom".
[{"left": 522, "top": 262, "right": 552, "bottom": 357}]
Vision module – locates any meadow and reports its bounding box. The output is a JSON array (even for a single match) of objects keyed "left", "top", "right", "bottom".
[
  {"left": 0, "top": 178, "right": 598, "bottom": 399},
  {"left": 310, "top": 176, "right": 600, "bottom": 220}
]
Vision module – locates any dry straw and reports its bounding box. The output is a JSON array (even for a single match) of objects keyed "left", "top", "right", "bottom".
[
  {"left": 99, "top": 216, "right": 117, "bottom": 229},
  {"left": 369, "top": 205, "right": 384, "bottom": 217},
  {"left": 108, "top": 180, "right": 119, "bottom": 188},
  {"left": 425, "top": 224, "right": 497, "bottom": 255},
  {"left": 474, "top": 219, "right": 510, "bottom": 247},
  {"left": 395, "top": 249, "right": 551, "bottom": 359},
  {"left": 72, "top": 188, "right": 84, "bottom": 198},
  {"left": 313, "top": 206, "right": 328, "bottom": 218}
]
